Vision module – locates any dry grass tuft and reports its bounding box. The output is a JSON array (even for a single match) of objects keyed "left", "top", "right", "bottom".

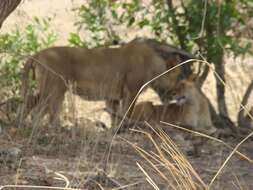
[{"left": 123, "top": 123, "right": 207, "bottom": 190}]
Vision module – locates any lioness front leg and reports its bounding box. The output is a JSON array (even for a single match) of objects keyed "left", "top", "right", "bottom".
[
  {"left": 121, "top": 87, "right": 138, "bottom": 124},
  {"left": 105, "top": 99, "right": 120, "bottom": 127}
]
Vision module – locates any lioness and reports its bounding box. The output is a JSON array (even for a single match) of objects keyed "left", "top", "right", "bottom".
[
  {"left": 131, "top": 79, "right": 217, "bottom": 135},
  {"left": 20, "top": 40, "right": 181, "bottom": 125}
]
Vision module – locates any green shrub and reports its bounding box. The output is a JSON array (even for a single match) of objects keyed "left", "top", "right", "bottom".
[{"left": 0, "top": 17, "right": 57, "bottom": 99}]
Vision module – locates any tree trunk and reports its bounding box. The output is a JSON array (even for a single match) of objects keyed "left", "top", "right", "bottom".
[
  {"left": 198, "top": 64, "right": 210, "bottom": 87},
  {"left": 238, "top": 79, "right": 253, "bottom": 127},
  {"left": 0, "top": 0, "right": 22, "bottom": 29},
  {"left": 166, "top": 0, "right": 187, "bottom": 50},
  {"left": 214, "top": 55, "right": 228, "bottom": 117}
]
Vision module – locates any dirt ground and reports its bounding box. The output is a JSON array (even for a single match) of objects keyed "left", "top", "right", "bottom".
[
  {"left": 1, "top": 122, "right": 253, "bottom": 189},
  {"left": 1, "top": 0, "right": 253, "bottom": 189}
]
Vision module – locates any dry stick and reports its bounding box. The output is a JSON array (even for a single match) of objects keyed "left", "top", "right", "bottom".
[
  {"left": 105, "top": 59, "right": 197, "bottom": 171},
  {"left": 160, "top": 121, "right": 253, "bottom": 165},
  {"left": 112, "top": 181, "right": 144, "bottom": 190},
  {"left": 54, "top": 172, "right": 70, "bottom": 188},
  {"left": 208, "top": 131, "right": 253, "bottom": 189}
]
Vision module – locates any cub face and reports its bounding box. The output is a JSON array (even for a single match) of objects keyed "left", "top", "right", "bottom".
[{"left": 169, "top": 80, "right": 196, "bottom": 105}]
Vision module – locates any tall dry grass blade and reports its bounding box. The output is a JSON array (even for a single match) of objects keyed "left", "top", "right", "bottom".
[
  {"left": 161, "top": 121, "right": 253, "bottom": 164},
  {"left": 232, "top": 173, "right": 245, "bottom": 190},
  {"left": 208, "top": 131, "right": 253, "bottom": 189},
  {"left": 137, "top": 162, "right": 161, "bottom": 190}
]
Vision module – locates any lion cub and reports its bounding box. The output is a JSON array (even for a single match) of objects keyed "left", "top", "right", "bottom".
[{"left": 131, "top": 79, "right": 217, "bottom": 135}]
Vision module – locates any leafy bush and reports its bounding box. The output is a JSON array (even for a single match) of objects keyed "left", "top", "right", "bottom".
[
  {"left": 69, "top": 0, "right": 152, "bottom": 47},
  {"left": 70, "top": 0, "right": 252, "bottom": 54},
  {"left": 0, "top": 17, "right": 57, "bottom": 99}
]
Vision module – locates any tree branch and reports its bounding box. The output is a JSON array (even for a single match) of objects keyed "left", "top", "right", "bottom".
[
  {"left": 0, "top": 0, "right": 22, "bottom": 29},
  {"left": 198, "top": 63, "right": 210, "bottom": 87},
  {"left": 166, "top": 0, "right": 187, "bottom": 50}
]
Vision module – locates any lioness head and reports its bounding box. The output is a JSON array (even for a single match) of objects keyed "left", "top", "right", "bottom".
[{"left": 169, "top": 80, "right": 197, "bottom": 105}]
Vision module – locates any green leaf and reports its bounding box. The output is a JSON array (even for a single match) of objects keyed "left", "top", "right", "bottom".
[
  {"left": 127, "top": 17, "right": 135, "bottom": 27},
  {"left": 138, "top": 19, "right": 150, "bottom": 28}
]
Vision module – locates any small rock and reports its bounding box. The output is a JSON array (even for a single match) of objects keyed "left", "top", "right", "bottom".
[{"left": 0, "top": 147, "right": 22, "bottom": 165}]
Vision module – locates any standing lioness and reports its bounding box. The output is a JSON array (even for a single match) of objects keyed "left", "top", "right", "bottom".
[{"left": 21, "top": 41, "right": 181, "bottom": 125}]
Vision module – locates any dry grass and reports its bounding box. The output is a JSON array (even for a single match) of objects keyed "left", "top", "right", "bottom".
[
  {"left": 124, "top": 124, "right": 207, "bottom": 190},
  {"left": 1, "top": 1, "right": 253, "bottom": 189}
]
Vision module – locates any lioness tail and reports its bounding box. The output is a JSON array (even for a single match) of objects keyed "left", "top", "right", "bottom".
[{"left": 21, "top": 58, "right": 36, "bottom": 100}]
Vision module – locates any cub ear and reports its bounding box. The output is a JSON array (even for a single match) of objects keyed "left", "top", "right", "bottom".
[{"left": 188, "top": 73, "right": 198, "bottom": 82}]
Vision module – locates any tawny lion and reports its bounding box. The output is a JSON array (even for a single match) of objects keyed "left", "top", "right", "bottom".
[
  {"left": 131, "top": 79, "right": 217, "bottom": 135},
  {"left": 20, "top": 40, "right": 181, "bottom": 126}
]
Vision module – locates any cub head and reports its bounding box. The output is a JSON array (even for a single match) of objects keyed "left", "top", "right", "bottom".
[
  {"left": 169, "top": 79, "right": 197, "bottom": 105},
  {"left": 152, "top": 54, "right": 182, "bottom": 101}
]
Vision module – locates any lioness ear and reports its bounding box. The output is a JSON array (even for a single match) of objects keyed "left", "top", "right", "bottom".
[{"left": 165, "top": 54, "right": 181, "bottom": 69}]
